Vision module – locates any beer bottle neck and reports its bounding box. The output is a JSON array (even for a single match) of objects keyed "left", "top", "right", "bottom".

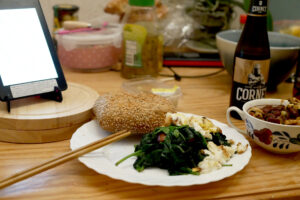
[
  {"left": 248, "top": 0, "right": 268, "bottom": 16},
  {"left": 235, "top": 9, "right": 270, "bottom": 60},
  {"left": 243, "top": 0, "right": 269, "bottom": 37},
  {"left": 243, "top": 14, "right": 268, "bottom": 33}
]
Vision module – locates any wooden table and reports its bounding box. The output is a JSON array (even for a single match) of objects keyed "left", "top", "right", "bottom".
[{"left": 0, "top": 67, "right": 299, "bottom": 200}]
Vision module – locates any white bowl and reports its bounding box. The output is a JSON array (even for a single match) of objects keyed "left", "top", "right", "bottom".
[
  {"left": 216, "top": 30, "right": 300, "bottom": 91},
  {"left": 227, "top": 98, "right": 300, "bottom": 154}
]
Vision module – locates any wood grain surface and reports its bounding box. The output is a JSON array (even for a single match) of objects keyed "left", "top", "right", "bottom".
[
  {"left": 0, "top": 83, "right": 99, "bottom": 143},
  {"left": 0, "top": 67, "right": 299, "bottom": 200}
]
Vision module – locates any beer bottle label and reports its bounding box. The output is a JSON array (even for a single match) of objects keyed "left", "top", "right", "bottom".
[
  {"left": 249, "top": 0, "right": 268, "bottom": 16},
  {"left": 232, "top": 57, "right": 270, "bottom": 104}
]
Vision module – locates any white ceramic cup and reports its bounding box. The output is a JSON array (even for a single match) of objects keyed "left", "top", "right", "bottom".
[{"left": 227, "top": 99, "right": 300, "bottom": 154}]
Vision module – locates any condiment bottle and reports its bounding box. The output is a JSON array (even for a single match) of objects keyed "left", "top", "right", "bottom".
[
  {"left": 121, "top": 0, "right": 163, "bottom": 79},
  {"left": 229, "top": 0, "right": 270, "bottom": 119}
]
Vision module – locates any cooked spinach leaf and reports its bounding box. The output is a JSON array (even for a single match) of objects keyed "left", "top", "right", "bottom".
[
  {"left": 210, "top": 132, "right": 231, "bottom": 146},
  {"left": 116, "top": 125, "right": 230, "bottom": 175}
]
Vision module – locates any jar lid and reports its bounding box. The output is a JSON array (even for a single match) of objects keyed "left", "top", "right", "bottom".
[
  {"left": 129, "top": 0, "right": 154, "bottom": 7},
  {"left": 56, "top": 24, "right": 122, "bottom": 50}
]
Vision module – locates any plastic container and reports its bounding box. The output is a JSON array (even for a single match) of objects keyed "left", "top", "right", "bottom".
[
  {"left": 122, "top": 77, "right": 182, "bottom": 107},
  {"left": 56, "top": 25, "right": 122, "bottom": 71}
]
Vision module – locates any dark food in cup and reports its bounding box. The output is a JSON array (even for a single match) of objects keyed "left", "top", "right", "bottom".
[{"left": 248, "top": 98, "right": 300, "bottom": 125}]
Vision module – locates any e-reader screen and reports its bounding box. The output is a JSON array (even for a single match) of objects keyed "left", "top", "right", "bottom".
[{"left": 0, "top": 8, "right": 58, "bottom": 86}]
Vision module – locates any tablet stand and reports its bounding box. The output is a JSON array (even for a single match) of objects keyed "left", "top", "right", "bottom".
[
  {"left": 40, "top": 86, "right": 63, "bottom": 102},
  {"left": 5, "top": 98, "right": 11, "bottom": 113},
  {"left": 5, "top": 87, "right": 63, "bottom": 113}
]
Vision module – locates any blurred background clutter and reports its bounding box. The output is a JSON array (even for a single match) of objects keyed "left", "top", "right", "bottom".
[
  {"left": 41, "top": 0, "right": 300, "bottom": 38},
  {"left": 40, "top": 0, "right": 300, "bottom": 89}
]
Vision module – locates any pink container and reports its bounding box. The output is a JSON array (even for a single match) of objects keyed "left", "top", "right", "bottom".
[{"left": 56, "top": 25, "right": 122, "bottom": 71}]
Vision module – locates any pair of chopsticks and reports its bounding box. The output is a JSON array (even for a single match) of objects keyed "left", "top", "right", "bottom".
[{"left": 0, "top": 130, "right": 131, "bottom": 189}]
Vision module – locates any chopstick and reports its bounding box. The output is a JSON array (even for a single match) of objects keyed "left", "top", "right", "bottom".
[{"left": 0, "top": 130, "right": 131, "bottom": 189}]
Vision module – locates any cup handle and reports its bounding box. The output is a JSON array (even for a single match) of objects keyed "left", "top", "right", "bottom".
[{"left": 226, "top": 106, "right": 247, "bottom": 135}]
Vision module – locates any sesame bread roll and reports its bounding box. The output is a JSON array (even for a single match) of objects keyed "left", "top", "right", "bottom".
[{"left": 93, "top": 91, "right": 175, "bottom": 135}]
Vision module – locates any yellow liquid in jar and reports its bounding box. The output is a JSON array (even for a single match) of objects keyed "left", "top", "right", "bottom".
[{"left": 121, "top": 34, "right": 163, "bottom": 79}]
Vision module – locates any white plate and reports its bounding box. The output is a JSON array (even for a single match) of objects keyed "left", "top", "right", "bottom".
[{"left": 70, "top": 115, "right": 252, "bottom": 186}]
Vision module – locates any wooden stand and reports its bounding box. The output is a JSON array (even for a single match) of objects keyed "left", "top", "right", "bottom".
[{"left": 0, "top": 82, "right": 99, "bottom": 143}]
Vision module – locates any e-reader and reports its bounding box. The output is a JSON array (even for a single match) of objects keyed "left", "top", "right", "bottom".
[{"left": 0, "top": 0, "right": 67, "bottom": 111}]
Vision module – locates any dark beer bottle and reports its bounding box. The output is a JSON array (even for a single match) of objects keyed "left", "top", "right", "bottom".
[
  {"left": 230, "top": 0, "right": 270, "bottom": 118},
  {"left": 293, "top": 51, "right": 300, "bottom": 99}
]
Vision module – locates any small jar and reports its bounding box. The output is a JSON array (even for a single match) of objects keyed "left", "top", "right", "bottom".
[
  {"left": 53, "top": 4, "right": 79, "bottom": 33},
  {"left": 121, "top": 0, "right": 163, "bottom": 79},
  {"left": 56, "top": 25, "right": 122, "bottom": 71}
]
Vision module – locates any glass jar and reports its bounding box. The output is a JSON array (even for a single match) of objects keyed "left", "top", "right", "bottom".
[
  {"left": 121, "top": 0, "right": 163, "bottom": 79},
  {"left": 53, "top": 4, "right": 79, "bottom": 34}
]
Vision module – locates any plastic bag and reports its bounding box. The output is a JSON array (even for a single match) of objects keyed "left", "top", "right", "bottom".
[{"left": 159, "top": 0, "right": 194, "bottom": 48}]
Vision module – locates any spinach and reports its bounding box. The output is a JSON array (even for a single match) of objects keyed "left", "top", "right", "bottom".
[
  {"left": 116, "top": 126, "right": 230, "bottom": 175},
  {"left": 210, "top": 132, "right": 231, "bottom": 146}
]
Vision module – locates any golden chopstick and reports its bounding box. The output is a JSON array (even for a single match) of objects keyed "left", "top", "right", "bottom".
[{"left": 0, "top": 130, "right": 131, "bottom": 189}]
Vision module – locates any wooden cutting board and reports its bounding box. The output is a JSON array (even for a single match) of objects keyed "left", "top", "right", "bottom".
[{"left": 0, "top": 82, "right": 99, "bottom": 143}]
